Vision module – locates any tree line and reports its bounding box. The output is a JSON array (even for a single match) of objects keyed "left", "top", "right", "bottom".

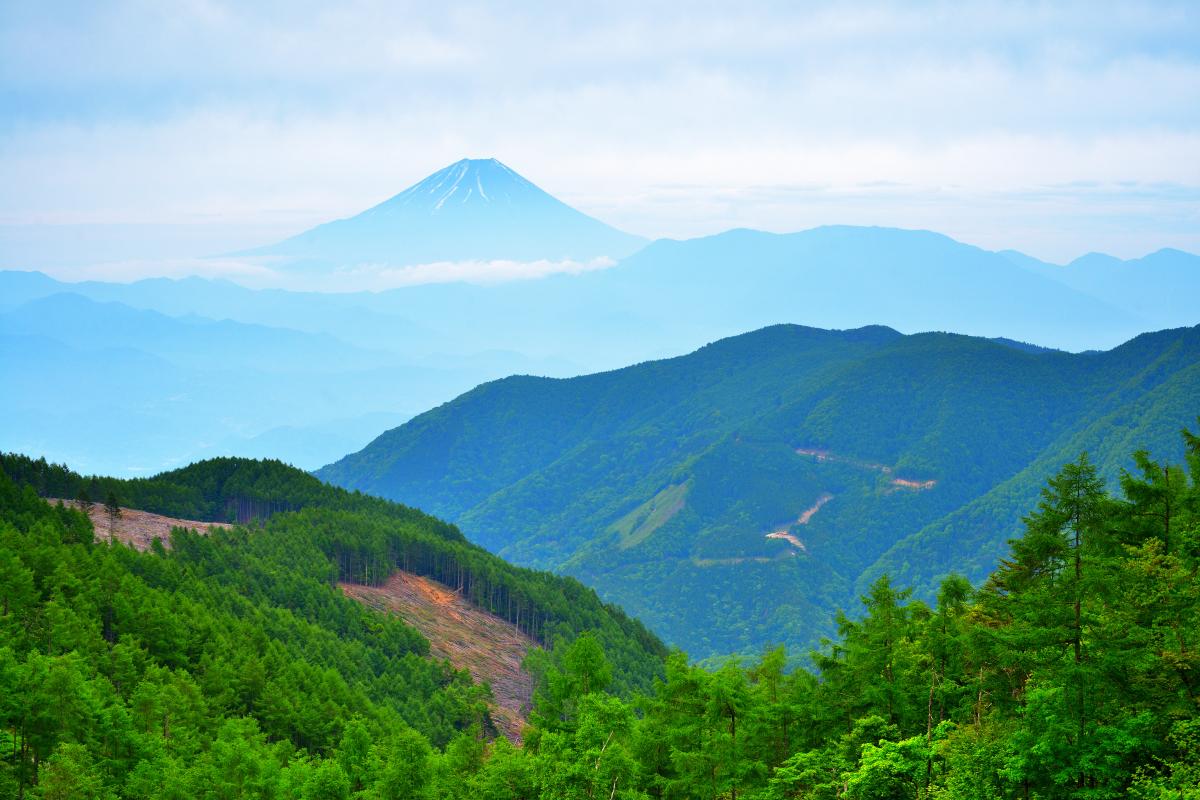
[{"left": 2, "top": 429, "right": 1198, "bottom": 798}]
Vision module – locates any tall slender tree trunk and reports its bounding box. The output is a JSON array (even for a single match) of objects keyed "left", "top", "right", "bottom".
[
  {"left": 974, "top": 666, "right": 984, "bottom": 727},
  {"left": 730, "top": 706, "right": 738, "bottom": 800},
  {"left": 1163, "top": 465, "right": 1171, "bottom": 555},
  {"left": 1073, "top": 502, "right": 1085, "bottom": 789},
  {"left": 926, "top": 664, "right": 937, "bottom": 793}
]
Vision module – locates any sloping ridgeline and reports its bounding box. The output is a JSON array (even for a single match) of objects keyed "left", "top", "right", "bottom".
[
  {"left": 0, "top": 454, "right": 666, "bottom": 699},
  {"left": 319, "top": 323, "right": 1200, "bottom": 658},
  {"left": 3, "top": 434, "right": 1198, "bottom": 798}
]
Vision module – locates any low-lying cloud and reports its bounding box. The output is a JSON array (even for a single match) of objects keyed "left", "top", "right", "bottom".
[
  {"left": 325, "top": 257, "right": 617, "bottom": 291},
  {"left": 36, "top": 254, "right": 619, "bottom": 292}
]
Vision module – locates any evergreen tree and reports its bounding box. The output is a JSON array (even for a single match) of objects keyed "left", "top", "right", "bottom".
[
  {"left": 75, "top": 486, "right": 92, "bottom": 513},
  {"left": 1, "top": 433, "right": 1198, "bottom": 799},
  {"left": 103, "top": 491, "right": 121, "bottom": 540}
]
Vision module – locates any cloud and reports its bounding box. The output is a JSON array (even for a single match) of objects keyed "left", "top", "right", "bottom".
[
  {"left": 30, "top": 252, "right": 618, "bottom": 292},
  {"left": 1, "top": 1, "right": 1198, "bottom": 267},
  {"left": 323, "top": 257, "right": 617, "bottom": 291}
]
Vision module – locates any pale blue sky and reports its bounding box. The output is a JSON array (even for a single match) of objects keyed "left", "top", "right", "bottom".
[{"left": 1, "top": 0, "right": 1198, "bottom": 280}]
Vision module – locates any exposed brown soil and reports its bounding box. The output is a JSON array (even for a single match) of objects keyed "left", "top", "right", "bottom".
[
  {"left": 796, "top": 447, "right": 892, "bottom": 473},
  {"left": 691, "top": 554, "right": 788, "bottom": 566},
  {"left": 796, "top": 492, "right": 835, "bottom": 525},
  {"left": 889, "top": 477, "right": 937, "bottom": 491},
  {"left": 51, "top": 498, "right": 229, "bottom": 551},
  {"left": 765, "top": 492, "right": 835, "bottom": 551},
  {"left": 764, "top": 530, "right": 807, "bottom": 549},
  {"left": 795, "top": 448, "right": 937, "bottom": 491},
  {"left": 51, "top": 499, "right": 533, "bottom": 740},
  {"left": 340, "top": 572, "right": 537, "bottom": 742}
]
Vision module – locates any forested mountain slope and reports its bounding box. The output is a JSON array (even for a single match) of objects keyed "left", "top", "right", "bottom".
[
  {"left": 38, "top": 490, "right": 539, "bottom": 743},
  {"left": 4, "top": 433, "right": 1198, "bottom": 798},
  {"left": 342, "top": 573, "right": 537, "bottom": 743},
  {"left": 320, "top": 323, "right": 1200, "bottom": 657},
  {"left": 0, "top": 454, "right": 666, "bottom": 695}
]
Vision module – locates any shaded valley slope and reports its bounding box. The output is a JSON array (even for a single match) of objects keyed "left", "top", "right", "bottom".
[{"left": 319, "top": 323, "right": 1200, "bottom": 657}]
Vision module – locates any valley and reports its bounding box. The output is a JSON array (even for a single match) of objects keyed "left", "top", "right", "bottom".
[
  {"left": 4, "top": 424, "right": 1197, "bottom": 799},
  {"left": 6, "top": 7, "right": 1198, "bottom": 797},
  {"left": 320, "top": 322, "right": 1200, "bottom": 657}
]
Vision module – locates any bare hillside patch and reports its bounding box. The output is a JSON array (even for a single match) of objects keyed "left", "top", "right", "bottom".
[
  {"left": 51, "top": 498, "right": 229, "bottom": 551},
  {"left": 341, "top": 572, "right": 537, "bottom": 742},
  {"left": 765, "top": 492, "right": 834, "bottom": 551},
  {"left": 795, "top": 447, "right": 937, "bottom": 491},
  {"left": 610, "top": 482, "right": 689, "bottom": 550}
]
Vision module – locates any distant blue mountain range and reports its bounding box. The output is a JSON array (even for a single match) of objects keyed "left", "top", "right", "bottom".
[
  {"left": 999, "top": 247, "right": 1199, "bottom": 331},
  {"left": 1, "top": 158, "right": 1197, "bottom": 477},
  {"left": 0, "top": 292, "right": 539, "bottom": 475},
  {"left": 239, "top": 157, "right": 647, "bottom": 267}
]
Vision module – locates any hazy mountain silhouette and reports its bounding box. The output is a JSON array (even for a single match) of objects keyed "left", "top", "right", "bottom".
[
  {"left": 242, "top": 158, "right": 647, "bottom": 268},
  {"left": 1001, "top": 246, "right": 1200, "bottom": 329}
]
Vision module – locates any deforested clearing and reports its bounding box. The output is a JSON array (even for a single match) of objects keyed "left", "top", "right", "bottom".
[
  {"left": 341, "top": 570, "right": 537, "bottom": 742},
  {"left": 51, "top": 498, "right": 229, "bottom": 550}
]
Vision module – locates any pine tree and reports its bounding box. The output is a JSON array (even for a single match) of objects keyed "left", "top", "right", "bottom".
[
  {"left": 104, "top": 491, "right": 121, "bottom": 541},
  {"left": 981, "top": 454, "right": 1112, "bottom": 794},
  {"left": 75, "top": 486, "right": 92, "bottom": 514}
]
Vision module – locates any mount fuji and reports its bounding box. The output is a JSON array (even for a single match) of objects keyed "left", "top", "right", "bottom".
[{"left": 243, "top": 158, "right": 647, "bottom": 268}]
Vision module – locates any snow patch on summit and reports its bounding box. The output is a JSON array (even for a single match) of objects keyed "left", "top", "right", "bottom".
[{"left": 241, "top": 156, "right": 648, "bottom": 268}]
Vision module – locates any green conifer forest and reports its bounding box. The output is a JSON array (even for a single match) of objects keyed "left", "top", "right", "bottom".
[{"left": 2, "top": 428, "right": 1198, "bottom": 798}]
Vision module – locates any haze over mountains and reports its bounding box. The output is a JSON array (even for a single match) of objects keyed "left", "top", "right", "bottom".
[
  {"left": 318, "top": 322, "right": 1200, "bottom": 657},
  {"left": 4, "top": 143, "right": 1200, "bottom": 795},
  {"left": 240, "top": 157, "right": 647, "bottom": 270},
  {"left": 3, "top": 158, "right": 1198, "bottom": 479},
  {"left": 1000, "top": 247, "right": 1200, "bottom": 330},
  {"left": 9, "top": 1, "right": 1200, "bottom": 791},
  {"left": 0, "top": 292, "right": 456, "bottom": 474}
]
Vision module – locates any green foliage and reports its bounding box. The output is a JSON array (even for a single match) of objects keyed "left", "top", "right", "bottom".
[
  {"left": 2, "top": 452, "right": 667, "bottom": 696},
  {"left": 2, "top": 431, "right": 1198, "bottom": 798},
  {"left": 302, "top": 760, "right": 350, "bottom": 800},
  {"left": 317, "top": 324, "right": 1200, "bottom": 658},
  {"left": 843, "top": 734, "right": 928, "bottom": 800},
  {"left": 40, "top": 742, "right": 110, "bottom": 800},
  {"left": 0, "top": 452, "right": 470, "bottom": 530},
  {"left": 375, "top": 727, "right": 432, "bottom": 799},
  {"left": 1130, "top": 719, "right": 1200, "bottom": 799},
  {"left": 0, "top": 453, "right": 663, "bottom": 799}
]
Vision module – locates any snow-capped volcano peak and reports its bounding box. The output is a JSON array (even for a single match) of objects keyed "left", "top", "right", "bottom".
[
  {"left": 368, "top": 158, "right": 548, "bottom": 215},
  {"left": 246, "top": 158, "right": 646, "bottom": 267}
]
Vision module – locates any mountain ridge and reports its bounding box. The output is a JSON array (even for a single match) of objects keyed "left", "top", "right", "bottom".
[
  {"left": 317, "top": 322, "right": 1200, "bottom": 657},
  {"left": 47, "top": 491, "right": 539, "bottom": 742},
  {"left": 0, "top": 452, "right": 667, "bottom": 693},
  {"left": 241, "top": 157, "right": 647, "bottom": 267}
]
